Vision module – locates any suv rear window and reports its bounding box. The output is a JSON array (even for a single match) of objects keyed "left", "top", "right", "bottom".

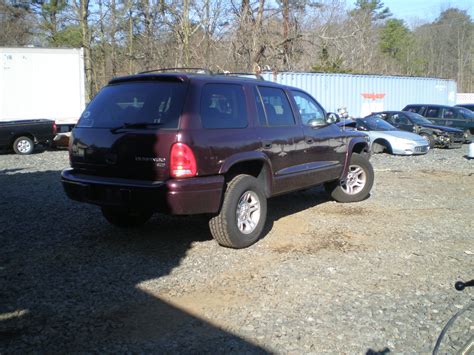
[
  {"left": 200, "top": 84, "right": 247, "bottom": 129},
  {"left": 77, "top": 81, "right": 187, "bottom": 129}
]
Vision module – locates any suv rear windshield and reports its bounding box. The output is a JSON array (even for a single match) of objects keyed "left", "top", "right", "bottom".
[{"left": 77, "top": 81, "right": 187, "bottom": 129}]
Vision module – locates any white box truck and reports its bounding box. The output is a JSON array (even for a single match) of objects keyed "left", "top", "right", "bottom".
[{"left": 0, "top": 47, "right": 86, "bottom": 133}]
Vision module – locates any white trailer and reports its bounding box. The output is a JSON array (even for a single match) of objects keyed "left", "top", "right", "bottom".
[{"left": 0, "top": 47, "right": 86, "bottom": 132}]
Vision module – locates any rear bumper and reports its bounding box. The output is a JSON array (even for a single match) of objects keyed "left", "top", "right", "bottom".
[{"left": 61, "top": 169, "right": 224, "bottom": 215}]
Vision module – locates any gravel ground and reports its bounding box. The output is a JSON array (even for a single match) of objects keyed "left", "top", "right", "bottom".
[{"left": 1, "top": 147, "right": 473, "bottom": 353}]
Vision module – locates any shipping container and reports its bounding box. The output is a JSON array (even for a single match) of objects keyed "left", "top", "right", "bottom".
[
  {"left": 0, "top": 47, "right": 86, "bottom": 131},
  {"left": 261, "top": 72, "right": 457, "bottom": 118}
]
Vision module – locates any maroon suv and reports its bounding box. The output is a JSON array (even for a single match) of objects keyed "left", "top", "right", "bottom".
[{"left": 62, "top": 72, "right": 374, "bottom": 248}]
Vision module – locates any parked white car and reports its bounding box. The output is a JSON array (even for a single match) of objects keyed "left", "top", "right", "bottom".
[{"left": 338, "top": 117, "right": 430, "bottom": 155}]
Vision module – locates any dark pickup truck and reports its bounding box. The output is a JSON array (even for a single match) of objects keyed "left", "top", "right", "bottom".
[{"left": 0, "top": 119, "right": 56, "bottom": 154}]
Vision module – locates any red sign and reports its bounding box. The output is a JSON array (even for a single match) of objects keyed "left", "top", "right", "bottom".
[{"left": 361, "top": 93, "right": 386, "bottom": 100}]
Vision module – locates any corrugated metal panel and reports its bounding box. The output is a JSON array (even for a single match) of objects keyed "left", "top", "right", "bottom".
[{"left": 261, "top": 72, "right": 457, "bottom": 117}]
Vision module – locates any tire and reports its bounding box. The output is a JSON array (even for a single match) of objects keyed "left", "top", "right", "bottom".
[
  {"left": 371, "top": 141, "right": 391, "bottom": 154},
  {"left": 209, "top": 174, "right": 267, "bottom": 249},
  {"left": 325, "top": 153, "right": 374, "bottom": 203},
  {"left": 101, "top": 206, "right": 153, "bottom": 228},
  {"left": 13, "top": 136, "right": 34, "bottom": 155},
  {"left": 420, "top": 133, "right": 435, "bottom": 149}
]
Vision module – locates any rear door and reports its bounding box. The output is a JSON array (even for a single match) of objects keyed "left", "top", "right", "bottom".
[
  {"left": 253, "top": 86, "right": 308, "bottom": 195},
  {"left": 442, "top": 107, "right": 471, "bottom": 130},
  {"left": 425, "top": 106, "right": 444, "bottom": 125}
]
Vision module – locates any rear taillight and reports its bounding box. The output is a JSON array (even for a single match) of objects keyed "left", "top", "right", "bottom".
[
  {"left": 170, "top": 143, "right": 197, "bottom": 178},
  {"left": 52, "top": 122, "right": 57, "bottom": 135}
]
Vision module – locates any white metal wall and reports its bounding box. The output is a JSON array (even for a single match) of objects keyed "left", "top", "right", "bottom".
[
  {"left": 261, "top": 72, "right": 457, "bottom": 117},
  {"left": 0, "top": 47, "right": 86, "bottom": 124}
]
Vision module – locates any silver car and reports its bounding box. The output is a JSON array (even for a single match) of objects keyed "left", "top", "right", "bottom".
[{"left": 338, "top": 117, "right": 430, "bottom": 155}]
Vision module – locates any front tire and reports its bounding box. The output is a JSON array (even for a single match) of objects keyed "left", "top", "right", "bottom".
[
  {"left": 101, "top": 207, "right": 153, "bottom": 228},
  {"left": 420, "top": 133, "right": 435, "bottom": 149},
  {"left": 325, "top": 153, "right": 374, "bottom": 203},
  {"left": 13, "top": 136, "right": 34, "bottom": 155},
  {"left": 209, "top": 174, "right": 267, "bottom": 249}
]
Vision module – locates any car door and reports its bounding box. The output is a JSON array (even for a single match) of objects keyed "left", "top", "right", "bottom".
[
  {"left": 253, "top": 86, "right": 308, "bottom": 195},
  {"left": 442, "top": 107, "right": 467, "bottom": 130},
  {"left": 0, "top": 124, "right": 11, "bottom": 148},
  {"left": 290, "top": 90, "right": 345, "bottom": 183}
]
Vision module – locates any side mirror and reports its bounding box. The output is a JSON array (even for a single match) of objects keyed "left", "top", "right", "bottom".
[
  {"left": 326, "top": 112, "right": 339, "bottom": 124},
  {"left": 307, "top": 118, "right": 326, "bottom": 127}
]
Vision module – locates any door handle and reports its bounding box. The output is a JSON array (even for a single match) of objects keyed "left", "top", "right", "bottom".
[{"left": 262, "top": 141, "right": 272, "bottom": 149}]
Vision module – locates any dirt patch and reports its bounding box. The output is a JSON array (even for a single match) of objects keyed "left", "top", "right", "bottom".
[
  {"left": 269, "top": 229, "right": 365, "bottom": 255},
  {"left": 319, "top": 205, "right": 369, "bottom": 216}
]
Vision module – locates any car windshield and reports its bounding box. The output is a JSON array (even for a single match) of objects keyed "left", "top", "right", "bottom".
[
  {"left": 458, "top": 107, "right": 474, "bottom": 118},
  {"left": 356, "top": 116, "right": 396, "bottom": 131},
  {"left": 404, "top": 111, "right": 433, "bottom": 125},
  {"left": 77, "top": 81, "right": 188, "bottom": 129}
]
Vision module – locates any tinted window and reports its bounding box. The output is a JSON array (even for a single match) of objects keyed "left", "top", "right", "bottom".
[
  {"left": 457, "top": 104, "right": 474, "bottom": 112},
  {"left": 458, "top": 107, "right": 474, "bottom": 118},
  {"left": 386, "top": 113, "right": 410, "bottom": 125},
  {"left": 291, "top": 91, "right": 325, "bottom": 126},
  {"left": 77, "top": 81, "right": 187, "bottom": 129},
  {"left": 443, "top": 108, "right": 456, "bottom": 119},
  {"left": 405, "top": 111, "right": 433, "bottom": 125},
  {"left": 404, "top": 106, "right": 422, "bottom": 113},
  {"left": 357, "top": 116, "right": 396, "bottom": 131},
  {"left": 426, "top": 107, "right": 440, "bottom": 118},
  {"left": 258, "top": 87, "right": 295, "bottom": 126},
  {"left": 200, "top": 84, "right": 247, "bottom": 129}
]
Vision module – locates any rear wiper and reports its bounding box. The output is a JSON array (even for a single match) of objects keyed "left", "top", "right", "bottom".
[{"left": 110, "top": 122, "right": 161, "bottom": 133}]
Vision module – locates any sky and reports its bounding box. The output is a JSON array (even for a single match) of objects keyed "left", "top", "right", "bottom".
[{"left": 380, "top": 0, "right": 473, "bottom": 23}]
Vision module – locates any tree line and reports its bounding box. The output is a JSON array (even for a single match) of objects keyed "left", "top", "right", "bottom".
[{"left": 1, "top": 0, "right": 473, "bottom": 100}]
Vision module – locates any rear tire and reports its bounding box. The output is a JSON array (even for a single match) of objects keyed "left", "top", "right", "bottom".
[
  {"left": 13, "top": 136, "right": 34, "bottom": 155},
  {"left": 325, "top": 153, "right": 374, "bottom": 203},
  {"left": 209, "top": 174, "right": 267, "bottom": 249},
  {"left": 101, "top": 207, "right": 153, "bottom": 228}
]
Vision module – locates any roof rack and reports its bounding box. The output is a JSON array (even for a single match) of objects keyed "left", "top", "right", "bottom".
[
  {"left": 138, "top": 67, "right": 212, "bottom": 75},
  {"left": 215, "top": 72, "right": 265, "bottom": 80}
]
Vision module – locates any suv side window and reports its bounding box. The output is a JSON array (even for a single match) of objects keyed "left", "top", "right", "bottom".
[
  {"left": 291, "top": 90, "right": 325, "bottom": 126},
  {"left": 405, "top": 106, "right": 425, "bottom": 114},
  {"left": 443, "top": 108, "right": 456, "bottom": 119},
  {"left": 257, "top": 86, "right": 295, "bottom": 126},
  {"left": 200, "top": 84, "right": 247, "bottom": 129},
  {"left": 426, "top": 107, "right": 440, "bottom": 118}
]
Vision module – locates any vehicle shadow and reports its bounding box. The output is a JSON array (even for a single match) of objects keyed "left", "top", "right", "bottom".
[
  {"left": 0, "top": 170, "right": 268, "bottom": 353},
  {"left": 261, "top": 185, "right": 332, "bottom": 237}
]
